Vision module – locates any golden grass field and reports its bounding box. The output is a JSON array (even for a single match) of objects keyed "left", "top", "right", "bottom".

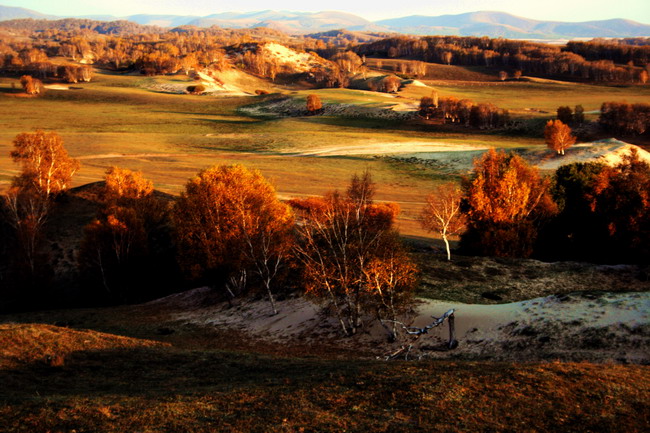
[{"left": 2, "top": 67, "right": 649, "bottom": 238}]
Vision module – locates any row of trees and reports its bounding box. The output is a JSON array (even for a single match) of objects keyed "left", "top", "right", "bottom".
[
  {"left": 421, "top": 148, "right": 650, "bottom": 263},
  {"left": 353, "top": 36, "right": 649, "bottom": 83},
  {"left": 556, "top": 105, "right": 585, "bottom": 125},
  {"left": 565, "top": 40, "right": 650, "bottom": 68},
  {"left": 0, "top": 131, "right": 417, "bottom": 339},
  {"left": 599, "top": 101, "right": 650, "bottom": 136},
  {"left": 419, "top": 94, "right": 511, "bottom": 129}
]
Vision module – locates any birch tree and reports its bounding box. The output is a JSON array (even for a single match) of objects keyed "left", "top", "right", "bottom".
[
  {"left": 173, "top": 165, "right": 293, "bottom": 313},
  {"left": 421, "top": 183, "right": 466, "bottom": 261},
  {"left": 291, "top": 172, "right": 415, "bottom": 337}
]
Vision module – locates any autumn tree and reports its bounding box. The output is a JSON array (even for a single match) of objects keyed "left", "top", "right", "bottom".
[
  {"left": 545, "top": 119, "right": 576, "bottom": 156},
  {"left": 79, "top": 167, "right": 172, "bottom": 302},
  {"left": 379, "top": 76, "right": 401, "bottom": 93},
  {"left": 419, "top": 96, "right": 437, "bottom": 119},
  {"left": 3, "top": 131, "right": 77, "bottom": 291},
  {"left": 10, "top": 131, "right": 79, "bottom": 197},
  {"left": 557, "top": 106, "right": 573, "bottom": 124},
  {"left": 306, "top": 94, "right": 322, "bottom": 114},
  {"left": 421, "top": 183, "right": 466, "bottom": 261},
  {"left": 461, "top": 149, "right": 556, "bottom": 257},
  {"left": 574, "top": 104, "right": 585, "bottom": 124},
  {"left": 362, "top": 234, "right": 418, "bottom": 340},
  {"left": 173, "top": 165, "right": 294, "bottom": 314},
  {"left": 590, "top": 149, "right": 650, "bottom": 262},
  {"left": 291, "top": 171, "right": 416, "bottom": 338},
  {"left": 19, "top": 75, "right": 43, "bottom": 95},
  {"left": 2, "top": 185, "right": 49, "bottom": 287}
]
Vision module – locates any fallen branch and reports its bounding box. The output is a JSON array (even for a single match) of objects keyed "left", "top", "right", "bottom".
[{"left": 384, "top": 309, "right": 458, "bottom": 355}]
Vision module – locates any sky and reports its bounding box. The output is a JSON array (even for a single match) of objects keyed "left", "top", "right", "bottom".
[{"left": 4, "top": 0, "right": 650, "bottom": 23}]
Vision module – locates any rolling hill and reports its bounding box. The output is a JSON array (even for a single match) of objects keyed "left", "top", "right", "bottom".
[{"left": 0, "top": 5, "right": 649, "bottom": 38}]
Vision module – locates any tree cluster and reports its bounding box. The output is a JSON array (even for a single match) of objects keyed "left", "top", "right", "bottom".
[
  {"left": 459, "top": 149, "right": 557, "bottom": 258},
  {"left": 425, "top": 147, "right": 650, "bottom": 263},
  {"left": 353, "top": 36, "right": 649, "bottom": 83},
  {"left": 78, "top": 167, "right": 174, "bottom": 303},
  {"left": 539, "top": 150, "right": 650, "bottom": 263},
  {"left": 599, "top": 101, "right": 650, "bottom": 136},
  {"left": 420, "top": 95, "right": 510, "bottom": 129},
  {"left": 290, "top": 172, "right": 416, "bottom": 339}
]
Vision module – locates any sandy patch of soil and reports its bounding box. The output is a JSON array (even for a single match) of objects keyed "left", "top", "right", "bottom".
[
  {"left": 534, "top": 139, "right": 650, "bottom": 170},
  {"left": 286, "top": 142, "right": 487, "bottom": 157},
  {"left": 145, "top": 70, "right": 250, "bottom": 96},
  {"left": 152, "top": 287, "right": 649, "bottom": 364},
  {"left": 44, "top": 84, "right": 71, "bottom": 90},
  {"left": 387, "top": 139, "right": 650, "bottom": 174},
  {"left": 261, "top": 43, "right": 322, "bottom": 73}
]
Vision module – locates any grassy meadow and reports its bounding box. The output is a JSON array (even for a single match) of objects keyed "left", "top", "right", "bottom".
[{"left": 2, "top": 67, "right": 648, "bottom": 237}]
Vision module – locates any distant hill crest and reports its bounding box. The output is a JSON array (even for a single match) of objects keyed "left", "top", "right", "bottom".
[{"left": 0, "top": 5, "right": 648, "bottom": 38}]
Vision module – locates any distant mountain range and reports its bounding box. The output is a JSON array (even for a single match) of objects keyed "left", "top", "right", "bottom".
[
  {"left": 1, "top": 5, "right": 649, "bottom": 39},
  {"left": 376, "top": 11, "right": 650, "bottom": 39}
]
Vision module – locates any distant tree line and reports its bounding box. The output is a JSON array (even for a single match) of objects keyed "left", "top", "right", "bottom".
[
  {"left": 352, "top": 36, "right": 649, "bottom": 83},
  {"left": 564, "top": 39, "right": 650, "bottom": 67},
  {"left": 419, "top": 94, "right": 510, "bottom": 129},
  {"left": 599, "top": 101, "right": 650, "bottom": 136}
]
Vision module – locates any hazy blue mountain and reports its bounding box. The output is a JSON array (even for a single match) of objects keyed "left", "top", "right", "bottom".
[
  {"left": 121, "top": 14, "right": 200, "bottom": 27},
  {"left": 376, "top": 11, "right": 650, "bottom": 38},
  {"left": 0, "top": 4, "right": 56, "bottom": 20},
  {"left": 186, "top": 10, "right": 384, "bottom": 33},
  {"left": 1, "top": 5, "right": 648, "bottom": 38}
]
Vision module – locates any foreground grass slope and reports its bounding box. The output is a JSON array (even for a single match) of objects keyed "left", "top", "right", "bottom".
[{"left": 0, "top": 323, "right": 648, "bottom": 433}]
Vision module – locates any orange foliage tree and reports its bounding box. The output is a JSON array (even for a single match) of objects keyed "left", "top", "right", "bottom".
[
  {"left": 590, "top": 149, "right": 650, "bottom": 261},
  {"left": 10, "top": 131, "right": 79, "bottom": 197},
  {"left": 306, "top": 94, "right": 322, "bottom": 114},
  {"left": 461, "top": 149, "right": 557, "bottom": 257},
  {"left": 173, "top": 165, "right": 294, "bottom": 314},
  {"left": 4, "top": 131, "right": 78, "bottom": 288},
  {"left": 291, "top": 171, "right": 416, "bottom": 338},
  {"left": 545, "top": 120, "right": 576, "bottom": 156},
  {"left": 421, "top": 183, "right": 466, "bottom": 261},
  {"left": 79, "top": 167, "right": 167, "bottom": 301},
  {"left": 19, "top": 75, "right": 43, "bottom": 95}
]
